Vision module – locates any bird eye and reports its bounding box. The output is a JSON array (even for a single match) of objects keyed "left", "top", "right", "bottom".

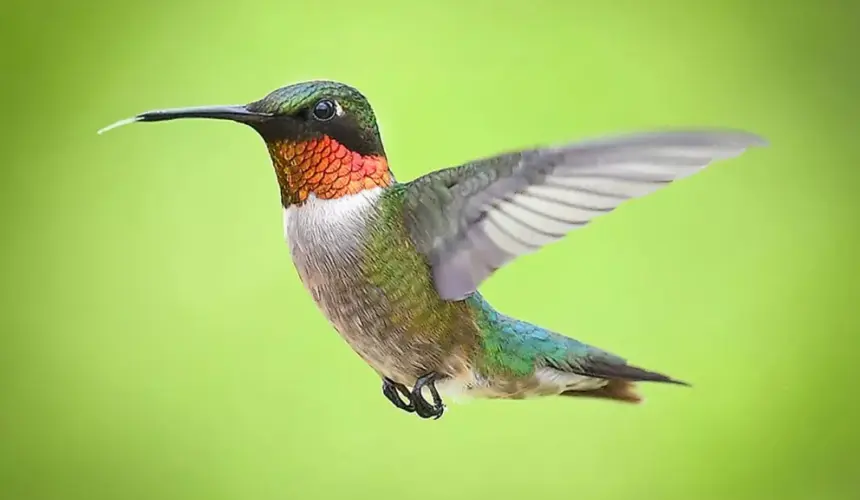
[{"left": 312, "top": 99, "right": 336, "bottom": 121}]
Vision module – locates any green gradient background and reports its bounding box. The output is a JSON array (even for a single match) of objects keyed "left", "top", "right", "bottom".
[{"left": 2, "top": 1, "right": 859, "bottom": 499}]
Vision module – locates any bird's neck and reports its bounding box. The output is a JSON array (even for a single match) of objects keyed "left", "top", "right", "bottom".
[{"left": 266, "top": 135, "right": 392, "bottom": 207}]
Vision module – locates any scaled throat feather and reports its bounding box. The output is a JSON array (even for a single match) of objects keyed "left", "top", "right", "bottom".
[{"left": 268, "top": 135, "right": 392, "bottom": 206}]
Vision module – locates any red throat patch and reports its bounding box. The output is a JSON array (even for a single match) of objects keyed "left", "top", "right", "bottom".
[{"left": 267, "top": 135, "right": 391, "bottom": 205}]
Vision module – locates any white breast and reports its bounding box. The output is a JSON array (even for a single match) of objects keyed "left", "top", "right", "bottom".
[{"left": 282, "top": 188, "right": 384, "bottom": 253}]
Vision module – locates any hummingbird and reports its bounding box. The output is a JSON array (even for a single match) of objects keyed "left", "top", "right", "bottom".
[{"left": 100, "top": 80, "right": 766, "bottom": 420}]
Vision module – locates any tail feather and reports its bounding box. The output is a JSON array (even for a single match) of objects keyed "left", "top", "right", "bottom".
[
  {"left": 465, "top": 295, "right": 689, "bottom": 404},
  {"left": 561, "top": 379, "right": 645, "bottom": 403},
  {"left": 559, "top": 362, "right": 690, "bottom": 404},
  {"left": 575, "top": 360, "right": 690, "bottom": 387}
]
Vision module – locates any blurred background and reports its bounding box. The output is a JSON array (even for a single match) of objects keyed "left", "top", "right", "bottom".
[{"left": 2, "top": 1, "right": 859, "bottom": 499}]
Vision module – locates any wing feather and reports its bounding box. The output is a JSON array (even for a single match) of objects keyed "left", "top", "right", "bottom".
[{"left": 403, "top": 130, "right": 767, "bottom": 300}]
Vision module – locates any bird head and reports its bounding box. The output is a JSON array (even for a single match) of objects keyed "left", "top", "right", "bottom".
[{"left": 100, "top": 80, "right": 391, "bottom": 206}]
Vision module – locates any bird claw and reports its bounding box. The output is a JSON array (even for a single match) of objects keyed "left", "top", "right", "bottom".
[
  {"left": 411, "top": 372, "right": 445, "bottom": 420},
  {"left": 382, "top": 377, "right": 414, "bottom": 413},
  {"left": 381, "top": 373, "right": 445, "bottom": 419}
]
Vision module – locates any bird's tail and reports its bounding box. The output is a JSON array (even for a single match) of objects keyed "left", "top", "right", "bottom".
[
  {"left": 466, "top": 293, "right": 688, "bottom": 404},
  {"left": 558, "top": 361, "right": 689, "bottom": 404},
  {"left": 562, "top": 379, "right": 644, "bottom": 403}
]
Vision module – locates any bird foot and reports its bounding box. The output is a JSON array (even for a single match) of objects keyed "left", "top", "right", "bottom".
[
  {"left": 411, "top": 372, "right": 445, "bottom": 420},
  {"left": 382, "top": 377, "right": 414, "bottom": 413},
  {"left": 381, "top": 373, "right": 445, "bottom": 419}
]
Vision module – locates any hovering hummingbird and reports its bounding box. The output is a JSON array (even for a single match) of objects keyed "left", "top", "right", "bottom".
[{"left": 100, "top": 80, "right": 766, "bottom": 419}]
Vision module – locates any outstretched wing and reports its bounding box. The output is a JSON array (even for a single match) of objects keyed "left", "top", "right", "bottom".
[{"left": 402, "top": 129, "right": 766, "bottom": 300}]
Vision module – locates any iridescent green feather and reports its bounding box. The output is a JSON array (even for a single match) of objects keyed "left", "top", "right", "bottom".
[
  {"left": 249, "top": 80, "right": 382, "bottom": 145},
  {"left": 359, "top": 185, "right": 477, "bottom": 352},
  {"left": 467, "top": 293, "right": 625, "bottom": 379}
]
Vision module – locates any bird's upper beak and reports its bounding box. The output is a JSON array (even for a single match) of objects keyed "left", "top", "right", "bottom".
[{"left": 98, "top": 105, "right": 273, "bottom": 135}]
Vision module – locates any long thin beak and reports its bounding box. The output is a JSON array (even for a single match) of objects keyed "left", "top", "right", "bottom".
[{"left": 97, "top": 105, "right": 272, "bottom": 135}]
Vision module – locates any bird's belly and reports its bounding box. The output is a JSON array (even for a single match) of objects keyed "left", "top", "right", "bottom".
[
  {"left": 431, "top": 368, "right": 608, "bottom": 403},
  {"left": 290, "top": 255, "right": 476, "bottom": 384},
  {"left": 294, "top": 262, "right": 406, "bottom": 373},
  {"left": 283, "top": 197, "right": 477, "bottom": 386}
]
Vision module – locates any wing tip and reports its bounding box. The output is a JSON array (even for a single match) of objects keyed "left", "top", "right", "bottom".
[
  {"left": 726, "top": 129, "right": 769, "bottom": 148},
  {"left": 567, "top": 127, "right": 770, "bottom": 152},
  {"left": 704, "top": 128, "right": 769, "bottom": 149},
  {"left": 664, "top": 128, "right": 769, "bottom": 149}
]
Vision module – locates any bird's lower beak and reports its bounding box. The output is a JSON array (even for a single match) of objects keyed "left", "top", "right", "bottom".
[{"left": 98, "top": 105, "right": 273, "bottom": 134}]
